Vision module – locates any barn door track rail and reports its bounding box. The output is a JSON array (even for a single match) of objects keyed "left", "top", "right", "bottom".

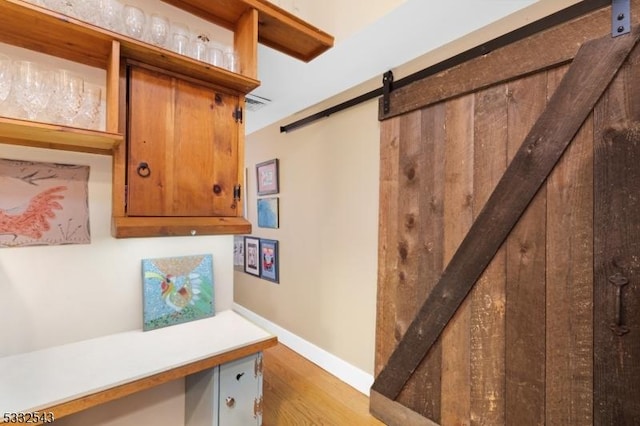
[
  {"left": 612, "top": 0, "right": 631, "bottom": 36},
  {"left": 279, "top": 0, "right": 611, "bottom": 133},
  {"left": 370, "top": 25, "right": 640, "bottom": 404}
]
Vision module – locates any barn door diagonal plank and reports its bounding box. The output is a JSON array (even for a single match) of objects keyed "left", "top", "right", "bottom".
[{"left": 371, "top": 27, "right": 640, "bottom": 401}]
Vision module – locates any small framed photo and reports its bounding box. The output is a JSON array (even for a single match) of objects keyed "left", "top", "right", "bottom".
[
  {"left": 233, "top": 235, "right": 245, "bottom": 271},
  {"left": 244, "top": 236, "right": 261, "bottom": 276},
  {"left": 256, "top": 158, "right": 279, "bottom": 195},
  {"left": 257, "top": 197, "right": 279, "bottom": 229},
  {"left": 259, "top": 239, "right": 279, "bottom": 283}
]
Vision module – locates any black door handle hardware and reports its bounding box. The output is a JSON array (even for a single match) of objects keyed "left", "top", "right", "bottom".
[{"left": 136, "top": 162, "right": 151, "bottom": 178}]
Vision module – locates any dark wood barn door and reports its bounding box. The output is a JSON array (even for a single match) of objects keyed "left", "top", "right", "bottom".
[{"left": 373, "top": 4, "right": 640, "bottom": 425}]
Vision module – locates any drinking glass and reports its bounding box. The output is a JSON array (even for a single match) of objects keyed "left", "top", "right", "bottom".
[
  {"left": 149, "top": 13, "right": 169, "bottom": 47},
  {"left": 190, "top": 32, "right": 210, "bottom": 62},
  {"left": 42, "top": 0, "right": 71, "bottom": 14},
  {"left": 12, "top": 61, "right": 52, "bottom": 121},
  {"left": 224, "top": 47, "right": 239, "bottom": 73},
  {"left": 170, "top": 22, "right": 190, "bottom": 55},
  {"left": 47, "top": 69, "right": 84, "bottom": 125},
  {"left": 122, "top": 5, "right": 145, "bottom": 40},
  {"left": 73, "top": 0, "right": 101, "bottom": 25},
  {"left": 74, "top": 83, "right": 102, "bottom": 130},
  {"left": 100, "top": 0, "right": 123, "bottom": 32},
  {"left": 0, "top": 54, "right": 12, "bottom": 108},
  {"left": 207, "top": 44, "right": 224, "bottom": 68}
]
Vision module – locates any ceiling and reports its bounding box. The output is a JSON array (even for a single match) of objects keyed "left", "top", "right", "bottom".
[{"left": 245, "top": 0, "right": 557, "bottom": 134}]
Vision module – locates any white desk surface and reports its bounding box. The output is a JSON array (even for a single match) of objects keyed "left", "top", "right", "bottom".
[{"left": 0, "top": 310, "right": 274, "bottom": 414}]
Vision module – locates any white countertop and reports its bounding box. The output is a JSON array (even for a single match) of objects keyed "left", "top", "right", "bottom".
[{"left": 0, "top": 310, "right": 274, "bottom": 415}]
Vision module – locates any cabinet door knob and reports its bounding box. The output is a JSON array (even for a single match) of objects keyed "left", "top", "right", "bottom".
[
  {"left": 136, "top": 162, "right": 151, "bottom": 178},
  {"left": 213, "top": 184, "right": 222, "bottom": 194},
  {"left": 225, "top": 397, "right": 235, "bottom": 408}
]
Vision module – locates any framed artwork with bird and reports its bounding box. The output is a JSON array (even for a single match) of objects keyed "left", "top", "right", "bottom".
[{"left": 142, "top": 254, "right": 215, "bottom": 331}]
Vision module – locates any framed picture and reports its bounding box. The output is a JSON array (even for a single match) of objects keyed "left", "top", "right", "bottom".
[
  {"left": 259, "top": 239, "right": 279, "bottom": 283},
  {"left": 244, "top": 236, "right": 261, "bottom": 276},
  {"left": 256, "top": 158, "right": 279, "bottom": 195},
  {"left": 257, "top": 197, "right": 279, "bottom": 229},
  {"left": 233, "top": 235, "right": 245, "bottom": 271}
]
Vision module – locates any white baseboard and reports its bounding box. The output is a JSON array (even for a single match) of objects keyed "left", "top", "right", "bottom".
[{"left": 232, "top": 303, "right": 374, "bottom": 396}]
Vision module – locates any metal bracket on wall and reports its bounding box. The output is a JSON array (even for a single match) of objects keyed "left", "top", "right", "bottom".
[
  {"left": 612, "top": 0, "right": 630, "bottom": 37},
  {"left": 382, "top": 70, "right": 394, "bottom": 114}
]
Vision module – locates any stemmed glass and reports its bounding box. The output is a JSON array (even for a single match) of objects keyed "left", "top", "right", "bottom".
[
  {"left": 122, "top": 4, "right": 146, "bottom": 40},
  {"left": 74, "top": 83, "right": 102, "bottom": 130},
  {"left": 149, "top": 13, "right": 169, "bottom": 47},
  {"left": 0, "top": 54, "right": 12, "bottom": 113},
  {"left": 42, "top": 0, "right": 71, "bottom": 14},
  {"left": 99, "top": 0, "right": 123, "bottom": 32},
  {"left": 12, "top": 61, "right": 52, "bottom": 121},
  {"left": 72, "top": 0, "right": 102, "bottom": 25},
  {"left": 47, "top": 69, "right": 84, "bottom": 125}
]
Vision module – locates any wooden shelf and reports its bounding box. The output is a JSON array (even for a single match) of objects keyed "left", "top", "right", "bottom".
[
  {"left": 0, "top": 1, "right": 113, "bottom": 69},
  {"left": 0, "top": 310, "right": 277, "bottom": 424},
  {"left": 0, "top": 117, "right": 123, "bottom": 155},
  {"left": 120, "top": 42, "right": 260, "bottom": 94},
  {"left": 0, "top": 0, "right": 260, "bottom": 94},
  {"left": 163, "top": 0, "right": 335, "bottom": 62},
  {"left": 112, "top": 216, "right": 252, "bottom": 238}
]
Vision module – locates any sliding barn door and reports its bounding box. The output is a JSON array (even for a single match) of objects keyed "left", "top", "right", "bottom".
[{"left": 373, "top": 4, "right": 640, "bottom": 425}]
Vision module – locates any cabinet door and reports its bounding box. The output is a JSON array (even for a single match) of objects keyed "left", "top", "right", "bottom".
[
  {"left": 127, "top": 65, "right": 240, "bottom": 217},
  {"left": 218, "top": 353, "right": 263, "bottom": 425}
]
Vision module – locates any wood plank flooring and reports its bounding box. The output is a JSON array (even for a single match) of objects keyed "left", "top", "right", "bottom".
[{"left": 263, "top": 344, "right": 384, "bottom": 425}]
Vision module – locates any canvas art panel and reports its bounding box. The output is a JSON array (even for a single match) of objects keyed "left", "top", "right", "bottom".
[
  {"left": 244, "top": 236, "right": 260, "bottom": 276},
  {"left": 260, "top": 239, "right": 279, "bottom": 283},
  {"left": 0, "top": 158, "right": 90, "bottom": 248},
  {"left": 142, "top": 254, "right": 214, "bottom": 331},
  {"left": 257, "top": 197, "right": 279, "bottom": 229},
  {"left": 256, "top": 158, "right": 279, "bottom": 195}
]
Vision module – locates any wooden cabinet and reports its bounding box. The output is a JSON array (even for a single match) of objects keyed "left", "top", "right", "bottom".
[
  {"left": 127, "top": 65, "right": 241, "bottom": 218},
  {"left": 0, "top": 0, "right": 334, "bottom": 238}
]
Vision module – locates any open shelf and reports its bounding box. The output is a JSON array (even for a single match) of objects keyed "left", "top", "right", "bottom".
[
  {"left": 0, "top": 0, "right": 260, "bottom": 94},
  {"left": 163, "top": 0, "right": 335, "bottom": 62},
  {"left": 0, "top": 117, "right": 123, "bottom": 155}
]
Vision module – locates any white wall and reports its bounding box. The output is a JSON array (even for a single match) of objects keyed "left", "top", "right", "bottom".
[
  {"left": 0, "top": 147, "right": 234, "bottom": 426},
  {"left": 235, "top": 92, "right": 381, "bottom": 378}
]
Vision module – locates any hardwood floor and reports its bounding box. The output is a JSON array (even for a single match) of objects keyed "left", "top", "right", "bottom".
[{"left": 262, "top": 344, "right": 385, "bottom": 425}]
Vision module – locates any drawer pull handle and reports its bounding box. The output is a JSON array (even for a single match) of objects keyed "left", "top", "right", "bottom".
[
  {"left": 136, "top": 162, "right": 151, "bottom": 178},
  {"left": 213, "top": 184, "right": 222, "bottom": 194}
]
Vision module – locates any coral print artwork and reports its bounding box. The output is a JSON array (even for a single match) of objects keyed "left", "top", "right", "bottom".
[{"left": 0, "top": 158, "right": 90, "bottom": 248}]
